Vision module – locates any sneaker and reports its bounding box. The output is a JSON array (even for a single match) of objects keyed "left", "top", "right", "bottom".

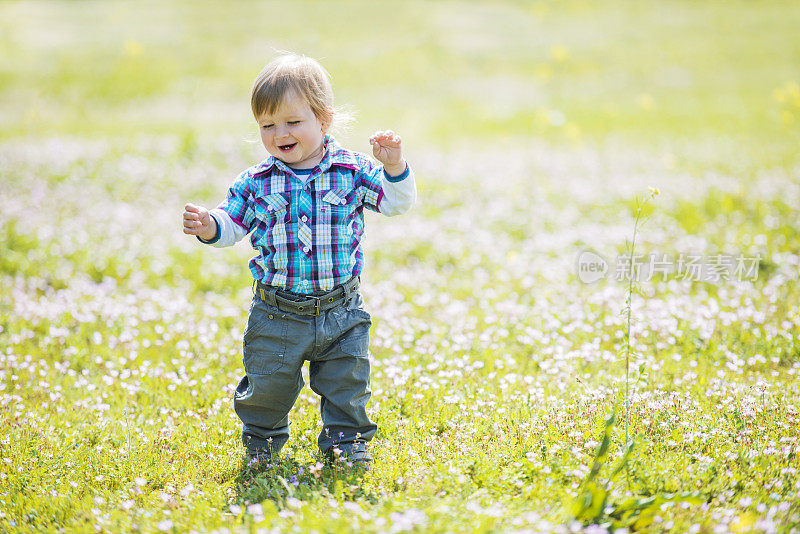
[
  {"left": 246, "top": 448, "right": 280, "bottom": 466},
  {"left": 324, "top": 441, "right": 372, "bottom": 471}
]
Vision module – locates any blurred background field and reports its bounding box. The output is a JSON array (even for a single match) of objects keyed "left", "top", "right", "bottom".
[
  {"left": 2, "top": 0, "right": 800, "bottom": 149},
  {"left": 1, "top": 1, "right": 799, "bottom": 532}
]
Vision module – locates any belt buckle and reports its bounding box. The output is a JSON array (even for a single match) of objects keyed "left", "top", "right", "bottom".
[{"left": 311, "top": 295, "right": 321, "bottom": 316}]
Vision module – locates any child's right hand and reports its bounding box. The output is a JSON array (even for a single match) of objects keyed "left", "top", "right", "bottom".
[{"left": 183, "top": 203, "right": 217, "bottom": 241}]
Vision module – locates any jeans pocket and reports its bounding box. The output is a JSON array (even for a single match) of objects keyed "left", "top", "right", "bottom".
[
  {"left": 243, "top": 303, "right": 289, "bottom": 375},
  {"left": 338, "top": 305, "right": 371, "bottom": 357}
]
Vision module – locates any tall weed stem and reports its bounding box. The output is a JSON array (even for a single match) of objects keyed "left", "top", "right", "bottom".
[{"left": 623, "top": 187, "right": 659, "bottom": 447}]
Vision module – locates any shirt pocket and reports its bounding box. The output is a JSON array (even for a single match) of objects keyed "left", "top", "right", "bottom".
[
  {"left": 320, "top": 188, "right": 356, "bottom": 224},
  {"left": 253, "top": 192, "right": 290, "bottom": 224},
  {"left": 321, "top": 189, "right": 348, "bottom": 206}
]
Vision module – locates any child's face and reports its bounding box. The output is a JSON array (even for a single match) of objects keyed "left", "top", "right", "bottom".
[{"left": 257, "top": 89, "right": 329, "bottom": 169}]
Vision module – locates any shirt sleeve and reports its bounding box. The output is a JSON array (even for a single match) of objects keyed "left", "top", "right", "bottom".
[
  {"left": 199, "top": 209, "right": 249, "bottom": 248},
  {"left": 197, "top": 170, "right": 254, "bottom": 248},
  {"left": 219, "top": 170, "right": 257, "bottom": 229},
  {"left": 355, "top": 159, "right": 417, "bottom": 217}
]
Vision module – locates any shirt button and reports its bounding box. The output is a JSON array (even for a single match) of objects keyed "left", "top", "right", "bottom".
[
  {"left": 301, "top": 215, "right": 308, "bottom": 222},
  {"left": 303, "top": 246, "right": 310, "bottom": 253}
]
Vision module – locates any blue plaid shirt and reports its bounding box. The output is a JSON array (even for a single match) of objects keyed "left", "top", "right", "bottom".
[{"left": 204, "top": 136, "right": 412, "bottom": 293}]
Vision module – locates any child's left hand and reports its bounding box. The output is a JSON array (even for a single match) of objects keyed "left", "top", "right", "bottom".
[{"left": 370, "top": 130, "right": 406, "bottom": 177}]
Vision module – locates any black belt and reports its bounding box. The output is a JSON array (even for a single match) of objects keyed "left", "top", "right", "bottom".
[{"left": 255, "top": 275, "right": 360, "bottom": 316}]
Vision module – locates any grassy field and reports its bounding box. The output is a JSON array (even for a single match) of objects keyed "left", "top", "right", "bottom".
[{"left": 1, "top": 0, "right": 800, "bottom": 532}]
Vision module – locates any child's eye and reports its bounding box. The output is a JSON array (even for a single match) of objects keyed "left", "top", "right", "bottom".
[
  {"left": 262, "top": 124, "right": 274, "bottom": 129},
  {"left": 288, "top": 121, "right": 301, "bottom": 125}
]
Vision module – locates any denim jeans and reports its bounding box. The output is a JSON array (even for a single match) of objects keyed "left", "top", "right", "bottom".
[{"left": 233, "top": 288, "right": 377, "bottom": 459}]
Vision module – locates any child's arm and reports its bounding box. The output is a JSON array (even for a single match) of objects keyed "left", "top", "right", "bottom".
[
  {"left": 365, "top": 130, "right": 416, "bottom": 216},
  {"left": 183, "top": 170, "right": 254, "bottom": 247}
]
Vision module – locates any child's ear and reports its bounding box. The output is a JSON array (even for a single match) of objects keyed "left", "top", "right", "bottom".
[{"left": 321, "top": 107, "right": 334, "bottom": 132}]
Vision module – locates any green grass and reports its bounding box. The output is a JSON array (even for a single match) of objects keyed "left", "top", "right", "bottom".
[{"left": 1, "top": 0, "right": 800, "bottom": 532}]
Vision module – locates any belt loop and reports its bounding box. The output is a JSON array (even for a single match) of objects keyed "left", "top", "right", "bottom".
[
  {"left": 343, "top": 274, "right": 357, "bottom": 301},
  {"left": 341, "top": 276, "right": 351, "bottom": 301},
  {"left": 264, "top": 287, "right": 278, "bottom": 308},
  {"left": 257, "top": 282, "right": 279, "bottom": 308}
]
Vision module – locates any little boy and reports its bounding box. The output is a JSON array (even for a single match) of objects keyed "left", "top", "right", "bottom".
[{"left": 182, "top": 54, "right": 416, "bottom": 469}]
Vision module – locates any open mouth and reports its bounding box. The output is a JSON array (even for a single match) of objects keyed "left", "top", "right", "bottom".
[{"left": 278, "top": 143, "right": 297, "bottom": 152}]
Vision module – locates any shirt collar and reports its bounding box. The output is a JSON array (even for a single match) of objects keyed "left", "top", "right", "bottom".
[
  {"left": 318, "top": 135, "right": 359, "bottom": 173},
  {"left": 253, "top": 135, "right": 359, "bottom": 177}
]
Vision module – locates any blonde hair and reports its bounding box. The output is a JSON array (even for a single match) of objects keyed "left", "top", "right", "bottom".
[{"left": 251, "top": 54, "right": 338, "bottom": 126}]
